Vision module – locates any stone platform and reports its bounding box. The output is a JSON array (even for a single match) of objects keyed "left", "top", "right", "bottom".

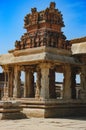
[
  {"left": 0, "top": 101, "right": 27, "bottom": 120},
  {"left": 18, "top": 98, "right": 86, "bottom": 118}
]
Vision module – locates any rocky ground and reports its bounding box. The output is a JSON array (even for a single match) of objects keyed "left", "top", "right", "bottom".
[{"left": 0, "top": 117, "right": 86, "bottom": 130}]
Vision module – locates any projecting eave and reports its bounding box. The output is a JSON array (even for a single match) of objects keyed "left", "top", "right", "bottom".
[
  {"left": 0, "top": 52, "right": 46, "bottom": 65},
  {"left": 44, "top": 52, "right": 81, "bottom": 65},
  {"left": 0, "top": 52, "right": 81, "bottom": 66}
]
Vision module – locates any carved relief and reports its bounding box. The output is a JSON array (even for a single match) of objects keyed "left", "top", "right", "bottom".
[
  {"left": 15, "top": 40, "right": 21, "bottom": 50},
  {"left": 24, "top": 2, "right": 64, "bottom": 27},
  {"left": 24, "top": 7, "right": 38, "bottom": 27}
]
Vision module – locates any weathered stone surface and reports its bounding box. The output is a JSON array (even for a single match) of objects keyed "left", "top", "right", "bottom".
[
  {"left": 20, "top": 99, "right": 86, "bottom": 118},
  {"left": 0, "top": 101, "right": 27, "bottom": 120},
  {"left": 0, "top": 47, "right": 79, "bottom": 65},
  {"left": 72, "top": 42, "right": 86, "bottom": 55},
  {"left": 0, "top": 112, "right": 27, "bottom": 120}
]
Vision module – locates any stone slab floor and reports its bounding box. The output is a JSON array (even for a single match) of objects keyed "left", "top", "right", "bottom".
[{"left": 0, "top": 117, "right": 86, "bottom": 130}]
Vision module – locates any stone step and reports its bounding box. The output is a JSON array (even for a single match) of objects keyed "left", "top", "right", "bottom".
[{"left": 0, "top": 101, "right": 27, "bottom": 120}]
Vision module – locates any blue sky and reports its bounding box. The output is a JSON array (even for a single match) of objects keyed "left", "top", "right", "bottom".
[{"left": 0, "top": 0, "right": 86, "bottom": 54}]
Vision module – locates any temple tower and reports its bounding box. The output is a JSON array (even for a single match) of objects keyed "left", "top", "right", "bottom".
[{"left": 15, "top": 2, "right": 70, "bottom": 50}]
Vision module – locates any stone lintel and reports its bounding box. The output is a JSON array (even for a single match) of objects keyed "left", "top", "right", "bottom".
[
  {"left": 39, "top": 62, "right": 53, "bottom": 69},
  {"left": 20, "top": 65, "right": 35, "bottom": 72}
]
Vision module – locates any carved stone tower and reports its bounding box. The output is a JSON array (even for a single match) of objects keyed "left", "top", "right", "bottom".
[{"left": 15, "top": 2, "right": 71, "bottom": 50}]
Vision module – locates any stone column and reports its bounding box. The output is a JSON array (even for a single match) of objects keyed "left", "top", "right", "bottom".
[
  {"left": 3, "top": 71, "right": 8, "bottom": 99},
  {"left": 39, "top": 63, "right": 52, "bottom": 99},
  {"left": 13, "top": 65, "right": 21, "bottom": 98},
  {"left": 24, "top": 68, "right": 34, "bottom": 98},
  {"left": 7, "top": 67, "right": 14, "bottom": 97},
  {"left": 80, "top": 66, "right": 86, "bottom": 99},
  {"left": 24, "top": 70, "right": 28, "bottom": 98},
  {"left": 2, "top": 66, "right": 8, "bottom": 99},
  {"left": 63, "top": 65, "right": 71, "bottom": 99},
  {"left": 2, "top": 66, "right": 14, "bottom": 99},
  {"left": 76, "top": 87, "right": 81, "bottom": 99},
  {"left": 35, "top": 68, "right": 41, "bottom": 99}
]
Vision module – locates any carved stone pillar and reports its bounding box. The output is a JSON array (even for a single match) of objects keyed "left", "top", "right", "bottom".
[
  {"left": 35, "top": 68, "right": 41, "bottom": 99},
  {"left": 13, "top": 65, "right": 21, "bottom": 98},
  {"left": 80, "top": 66, "right": 86, "bottom": 90},
  {"left": 63, "top": 65, "right": 71, "bottom": 99},
  {"left": 24, "top": 70, "right": 28, "bottom": 98},
  {"left": 8, "top": 67, "right": 14, "bottom": 97},
  {"left": 80, "top": 66, "right": 86, "bottom": 99},
  {"left": 2, "top": 66, "right": 8, "bottom": 99},
  {"left": 40, "top": 63, "right": 50, "bottom": 99},
  {"left": 39, "top": 63, "right": 54, "bottom": 99},
  {"left": 3, "top": 71, "right": 8, "bottom": 99},
  {"left": 24, "top": 68, "right": 34, "bottom": 98},
  {"left": 2, "top": 66, "right": 14, "bottom": 99}
]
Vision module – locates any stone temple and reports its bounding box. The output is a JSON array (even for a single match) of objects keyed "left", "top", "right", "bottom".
[{"left": 0, "top": 2, "right": 86, "bottom": 118}]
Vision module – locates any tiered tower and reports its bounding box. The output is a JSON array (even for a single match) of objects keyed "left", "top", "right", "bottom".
[{"left": 15, "top": 2, "right": 71, "bottom": 50}]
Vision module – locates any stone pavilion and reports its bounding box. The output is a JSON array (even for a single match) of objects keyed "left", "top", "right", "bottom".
[{"left": 0, "top": 2, "right": 86, "bottom": 117}]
